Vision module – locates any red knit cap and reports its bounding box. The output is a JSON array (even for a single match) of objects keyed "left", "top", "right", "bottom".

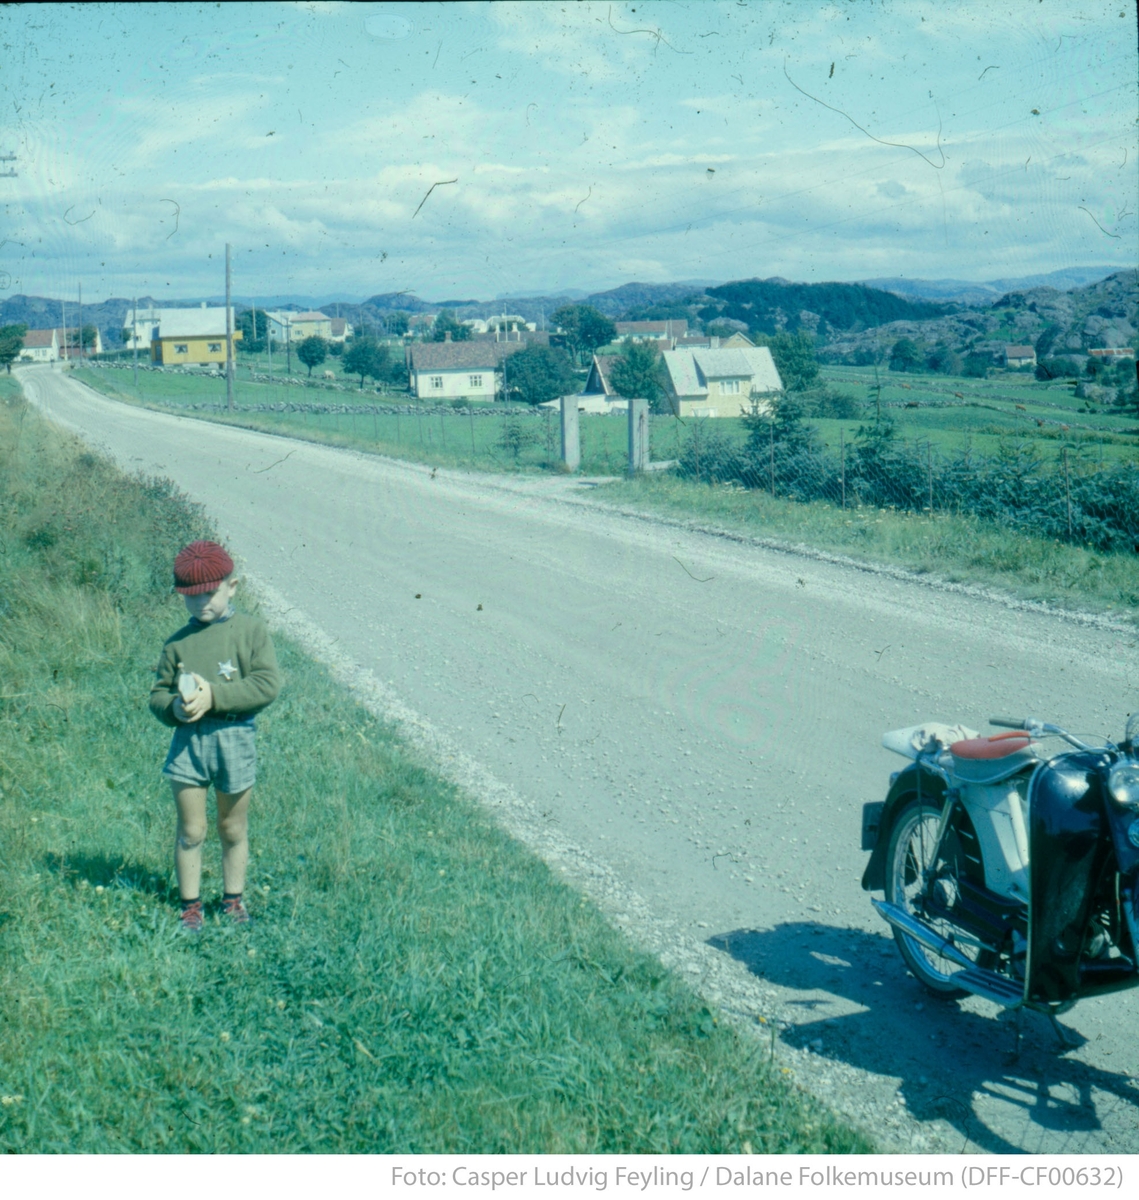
[{"left": 173, "top": 540, "right": 235, "bottom": 595}]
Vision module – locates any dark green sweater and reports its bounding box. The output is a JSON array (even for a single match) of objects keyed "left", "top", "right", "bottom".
[{"left": 150, "top": 611, "right": 280, "bottom": 728}]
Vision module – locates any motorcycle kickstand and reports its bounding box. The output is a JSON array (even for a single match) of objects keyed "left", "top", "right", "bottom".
[
  {"left": 1003, "top": 1009, "right": 1024, "bottom": 1065},
  {"left": 1048, "top": 1013, "right": 1081, "bottom": 1050}
]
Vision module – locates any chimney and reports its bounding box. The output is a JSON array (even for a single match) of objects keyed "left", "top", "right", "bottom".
[
  {"left": 201, "top": 301, "right": 207, "bottom": 309},
  {"left": 444, "top": 331, "right": 452, "bottom": 342},
  {"left": 711, "top": 336, "right": 720, "bottom": 348}
]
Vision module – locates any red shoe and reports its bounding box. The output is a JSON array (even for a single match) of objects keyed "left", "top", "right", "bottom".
[
  {"left": 222, "top": 895, "right": 253, "bottom": 926},
  {"left": 179, "top": 899, "right": 204, "bottom": 933}
]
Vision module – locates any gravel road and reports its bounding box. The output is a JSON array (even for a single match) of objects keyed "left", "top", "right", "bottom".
[{"left": 22, "top": 365, "right": 1139, "bottom": 1154}]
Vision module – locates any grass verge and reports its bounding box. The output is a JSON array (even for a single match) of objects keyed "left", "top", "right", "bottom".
[
  {"left": 597, "top": 472, "right": 1139, "bottom": 622},
  {"left": 0, "top": 376, "right": 871, "bottom": 1153}
]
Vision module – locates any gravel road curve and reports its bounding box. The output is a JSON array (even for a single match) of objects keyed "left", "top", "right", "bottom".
[{"left": 22, "top": 365, "right": 1139, "bottom": 1154}]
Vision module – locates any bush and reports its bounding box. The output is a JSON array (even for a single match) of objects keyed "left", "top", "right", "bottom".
[{"left": 1035, "top": 358, "right": 1082, "bottom": 381}]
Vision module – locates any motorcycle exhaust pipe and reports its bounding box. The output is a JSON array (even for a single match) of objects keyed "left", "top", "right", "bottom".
[{"left": 872, "top": 899, "right": 975, "bottom": 969}]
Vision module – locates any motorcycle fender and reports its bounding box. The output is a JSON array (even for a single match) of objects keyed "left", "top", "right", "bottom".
[
  {"left": 861, "top": 765, "right": 946, "bottom": 892},
  {"left": 1027, "top": 753, "right": 1114, "bottom": 1006}
]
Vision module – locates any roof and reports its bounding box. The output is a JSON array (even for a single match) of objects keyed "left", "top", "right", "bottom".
[
  {"left": 22, "top": 329, "right": 56, "bottom": 347},
  {"left": 329, "top": 318, "right": 349, "bottom": 336},
  {"left": 615, "top": 319, "right": 688, "bottom": 337},
  {"left": 290, "top": 311, "right": 332, "bottom": 323},
  {"left": 582, "top": 354, "right": 618, "bottom": 396},
  {"left": 409, "top": 341, "right": 526, "bottom": 371},
  {"left": 1005, "top": 345, "right": 1036, "bottom": 356},
  {"left": 156, "top": 309, "right": 230, "bottom": 339},
  {"left": 662, "top": 346, "right": 783, "bottom": 397},
  {"left": 150, "top": 308, "right": 229, "bottom": 338}
]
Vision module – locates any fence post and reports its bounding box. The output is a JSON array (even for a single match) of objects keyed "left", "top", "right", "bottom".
[
  {"left": 469, "top": 405, "right": 476, "bottom": 459},
  {"left": 840, "top": 427, "right": 845, "bottom": 509},
  {"left": 769, "top": 419, "right": 775, "bottom": 497},
  {"left": 627, "top": 397, "right": 648, "bottom": 476},
  {"left": 439, "top": 409, "right": 446, "bottom": 447},
  {"left": 560, "top": 394, "right": 581, "bottom": 471},
  {"left": 1063, "top": 446, "right": 1072, "bottom": 539}
]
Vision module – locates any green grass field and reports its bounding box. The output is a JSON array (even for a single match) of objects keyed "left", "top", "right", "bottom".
[{"left": 0, "top": 376, "right": 870, "bottom": 1154}]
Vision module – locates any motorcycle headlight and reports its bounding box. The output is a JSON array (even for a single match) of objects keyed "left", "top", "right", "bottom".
[{"left": 1108, "top": 763, "right": 1139, "bottom": 807}]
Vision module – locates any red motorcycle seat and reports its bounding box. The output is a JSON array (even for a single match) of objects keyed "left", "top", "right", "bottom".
[{"left": 950, "top": 732, "right": 1032, "bottom": 760}]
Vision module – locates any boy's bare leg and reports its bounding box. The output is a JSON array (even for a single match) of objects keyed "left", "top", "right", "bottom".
[
  {"left": 217, "top": 788, "right": 253, "bottom": 896},
  {"left": 172, "top": 783, "right": 209, "bottom": 900}
]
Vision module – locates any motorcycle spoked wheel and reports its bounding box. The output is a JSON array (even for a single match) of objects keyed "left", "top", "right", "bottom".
[{"left": 885, "top": 798, "right": 991, "bottom": 996}]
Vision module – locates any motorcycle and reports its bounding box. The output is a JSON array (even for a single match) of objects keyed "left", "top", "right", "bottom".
[{"left": 861, "top": 712, "right": 1139, "bottom": 1018}]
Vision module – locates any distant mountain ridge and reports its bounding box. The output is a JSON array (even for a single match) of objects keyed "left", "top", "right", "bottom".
[
  {"left": 859, "top": 266, "right": 1123, "bottom": 305},
  {"left": 4, "top": 267, "right": 1126, "bottom": 348}
]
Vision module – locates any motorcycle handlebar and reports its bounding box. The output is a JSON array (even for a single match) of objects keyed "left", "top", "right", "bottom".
[{"left": 989, "top": 716, "right": 1027, "bottom": 729}]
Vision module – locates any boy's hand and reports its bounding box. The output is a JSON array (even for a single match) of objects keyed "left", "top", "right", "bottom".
[{"left": 179, "top": 674, "right": 214, "bottom": 721}]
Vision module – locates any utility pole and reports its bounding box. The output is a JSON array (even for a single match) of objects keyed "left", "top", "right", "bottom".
[
  {"left": 225, "top": 243, "right": 235, "bottom": 412},
  {"left": 61, "top": 298, "right": 68, "bottom": 364},
  {"left": 132, "top": 296, "right": 138, "bottom": 389},
  {"left": 286, "top": 314, "right": 292, "bottom": 378},
  {"left": 267, "top": 307, "right": 273, "bottom": 379},
  {"left": 78, "top": 283, "right": 83, "bottom": 360}
]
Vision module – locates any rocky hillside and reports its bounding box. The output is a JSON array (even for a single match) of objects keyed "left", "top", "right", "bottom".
[{"left": 819, "top": 270, "right": 1138, "bottom": 365}]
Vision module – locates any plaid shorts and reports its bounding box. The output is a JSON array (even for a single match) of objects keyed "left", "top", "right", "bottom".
[{"left": 163, "top": 717, "right": 257, "bottom": 794}]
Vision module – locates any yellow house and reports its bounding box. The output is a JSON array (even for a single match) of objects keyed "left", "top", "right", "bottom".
[
  {"left": 150, "top": 307, "right": 242, "bottom": 366},
  {"left": 661, "top": 346, "right": 783, "bottom": 417}
]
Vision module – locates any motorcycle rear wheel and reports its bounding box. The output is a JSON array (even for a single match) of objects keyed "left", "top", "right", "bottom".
[{"left": 885, "top": 798, "right": 984, "bottom": 996}]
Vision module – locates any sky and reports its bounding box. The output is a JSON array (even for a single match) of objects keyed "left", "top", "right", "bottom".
[{"left": 0, "top": 0, "right": 1135, "bottom": 304}]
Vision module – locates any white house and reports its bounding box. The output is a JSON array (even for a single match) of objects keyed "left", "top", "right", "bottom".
[
  {"left": 661, "top": 346, "right": 783, "bottom": 417},
  {"left": 462, "top": 314, "right": 536, "bottom": 336},
  {"left": 408, "top": 340, "right": 527, "bottom": 401},
  {"left": 18, "top": 329, "right": 59, "bottom": 362}
]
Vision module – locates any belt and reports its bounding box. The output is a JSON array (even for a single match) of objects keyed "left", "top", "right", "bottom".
[{"left": 203, "top": 713, "right": 252, "bottom": 724}]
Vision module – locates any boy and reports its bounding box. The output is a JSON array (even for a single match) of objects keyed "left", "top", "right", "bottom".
[{"left": 150, "top": 540, "right": 281, "bottom": 932}]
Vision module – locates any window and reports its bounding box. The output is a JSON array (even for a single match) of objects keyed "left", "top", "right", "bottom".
[
  {"left": 469, "top": 374, "right": 483, "bottom": 388},
  {"left": 430, "top": 376, "right": 444, "bottom": 389},
  {"left": 207, "top": 342, "right": 222, "bottom": 353},
  {"left": 174, "top": 344, "right": 189, "bottom": 354},
  {"left": 720, "top": 379, "right": 740, "bottom": 395}
]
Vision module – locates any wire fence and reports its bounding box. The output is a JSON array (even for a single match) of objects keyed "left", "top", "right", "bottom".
[
  {"left": 671, "top": 411, "right": 1139, "bottom": 554},
  {"left": 76, "top": 363, "right": 1138, "bottom": 554}
]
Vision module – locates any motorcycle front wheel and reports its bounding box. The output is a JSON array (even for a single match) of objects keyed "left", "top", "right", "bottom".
[{"left": 885, "top": 798, "right": 982, "bottom": 996}]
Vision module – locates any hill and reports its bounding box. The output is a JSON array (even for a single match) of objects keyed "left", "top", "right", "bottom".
[{"left": 821, "top": 270, "right": 1138, "bottom": 366}]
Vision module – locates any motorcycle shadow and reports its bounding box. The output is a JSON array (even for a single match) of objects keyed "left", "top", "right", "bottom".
[{"left": 711, "top": 921, "right": 1139, "bottom": 1155}]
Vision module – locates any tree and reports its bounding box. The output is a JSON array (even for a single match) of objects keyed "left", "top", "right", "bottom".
[
  {"left": 502, "top": 344, "right": 575, "bottom": 406},
  {"left": 387, "top": 311, "right": 410, "bottom": 336},
  {"left": 343, "top": 336, "right": 389, "bottom": 389},
  {"left": 926, "top": 343, "right": 962, "bottom": 375},
  {"left": 962, "top": 351, "right": 991, "bottom": 378},
  {"left": 297, "top": 335, "right": 328, "bottom": 378},
  {"left": 0, "top": 323, "right": 27, "bottom": 373},
  {"left": 608, "top": 340, "right": 667, "bottom": 411},
  {"left": 236, "top": 307, "right": 269, "bottom": 354},
  {"left": 888, "top": 337, "right": 924, "bottom": 373},
  {"left": 753, "top": 331, "right": 820, "bottom": 391},
  {"left": 551, "top": 304, "right": 617, "bottom": 366},
  {"left": 431, "top": 310, "right": 471, "bottom": 342}
]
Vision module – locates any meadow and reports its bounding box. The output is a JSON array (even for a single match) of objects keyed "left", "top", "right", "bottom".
[{"left": 0, "top": 375, "right": 869, "bottom": 1153}]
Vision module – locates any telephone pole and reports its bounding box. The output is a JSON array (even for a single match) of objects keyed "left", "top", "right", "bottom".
[
  {"left": 132, "top": 296, "right": 139, "bottom": 389},
  {"left": 78, "top": 283, "right": 83, "bottom": 359},
  {"left": 225, "top": 243, "right": 235, "bottom": 412}
]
